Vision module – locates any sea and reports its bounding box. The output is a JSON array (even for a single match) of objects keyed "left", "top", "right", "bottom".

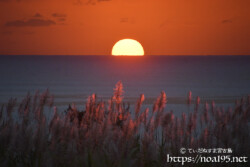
[{"left": 0, "top": 55, "right": 250, "bottom": 112}]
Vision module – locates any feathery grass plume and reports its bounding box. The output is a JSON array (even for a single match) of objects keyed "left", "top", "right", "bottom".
[
  {"left": 187, "top": 113, "right": 195, "bottom": 135},
  {"left": 113, "top": 81, "right": 124, "bottom": 116},
  {"left": 123, "top": 118, "right": 136, "bottom": 138},
  {"left": 196, "top": 96, "right": 200, "bottom": 105},
  {"left": 159, "top": 91, "right": 167, "bottom": 111},
  {"left": 181, "top": 112, "right": 186, "bottom": 132},
  {"left": 152, "top": 101, "right": 159, "bottom": 114},
  {"left": 6, "top": 98, "right": 16, "bottom": 118},
  {"left": 135, "top": 94, "right": 145, "bottom": 120},
  {"left": 113, "top": 81, "right": 124, "bottom": 104},
  {"left": 187, "top": 91, "right": 192, "bottom": 105},
  {"left": 146, "top": 115, "right": 155, "bottom": 134},
  {"left": 108, "top": 98, "right": 113, "bottom": 113},
  {"left": 49, "top": 95, "right": 54, "bottom": 108},
  {"left": 153, "top": 91, "right": 167, "bottom": 129},
  {"left": 140, "top": 108, "right": 149, "bottom": 126},
  {"left": 153, "top": 91, "right": 162, "bottom": 113},
  {"left": 49, "top": 106, "right": 58, "bottom": 131},
  {"left": 40, "top": 89, "right": 49, "bottom": 106},
  {"left": 86, "top": 95, "right": 91, "bottom": 112},
  {"left": 195, "top": 96, "right": 200, "bottom": 112},
  {"left": 18, "top": 93, "right": 30, "bottom": 117}
]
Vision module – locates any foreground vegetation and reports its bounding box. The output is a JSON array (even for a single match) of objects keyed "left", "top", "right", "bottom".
[{"left": 0, "top": 81, "right": 249, "bottom": 167}]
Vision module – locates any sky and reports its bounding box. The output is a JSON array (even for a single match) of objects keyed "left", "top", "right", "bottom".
[{"left": 0, "top": 0, "right": 249, "bottom": 55}]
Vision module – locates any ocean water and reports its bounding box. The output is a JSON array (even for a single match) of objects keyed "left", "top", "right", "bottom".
[{"left": 0, "top": 55, "right": 250, "bottom": 110}]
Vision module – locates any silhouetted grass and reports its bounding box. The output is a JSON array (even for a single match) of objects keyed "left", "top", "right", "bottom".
[{"left": 0, "top": 81, "right": 249, "bottom": 167}]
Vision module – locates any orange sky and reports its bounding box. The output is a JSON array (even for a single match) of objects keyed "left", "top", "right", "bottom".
[{"left": 0, "top": 0, "right": 249, "bottom": 55}]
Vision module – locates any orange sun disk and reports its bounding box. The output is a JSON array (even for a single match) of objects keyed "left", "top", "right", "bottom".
[{"left": 111, "top": 39, "right": 144, "bottom": 56}]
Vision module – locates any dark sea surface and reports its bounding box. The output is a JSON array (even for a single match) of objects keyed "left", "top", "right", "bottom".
[{"left": 0, "top": 55, "right": 250, "bottom": 110}]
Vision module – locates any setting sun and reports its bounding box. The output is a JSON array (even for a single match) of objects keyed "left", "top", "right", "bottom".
[{"left": 111, "top": 39, "right": 144, "bottom": 56}]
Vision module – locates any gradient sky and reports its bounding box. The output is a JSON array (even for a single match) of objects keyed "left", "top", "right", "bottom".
[{"left": 0, "top": 0, "right": 249, "bottom": 55}]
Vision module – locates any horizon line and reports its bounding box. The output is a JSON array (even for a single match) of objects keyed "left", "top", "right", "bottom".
[{"left": 0, "top": 54, "right": 250, "bottom": 57}]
